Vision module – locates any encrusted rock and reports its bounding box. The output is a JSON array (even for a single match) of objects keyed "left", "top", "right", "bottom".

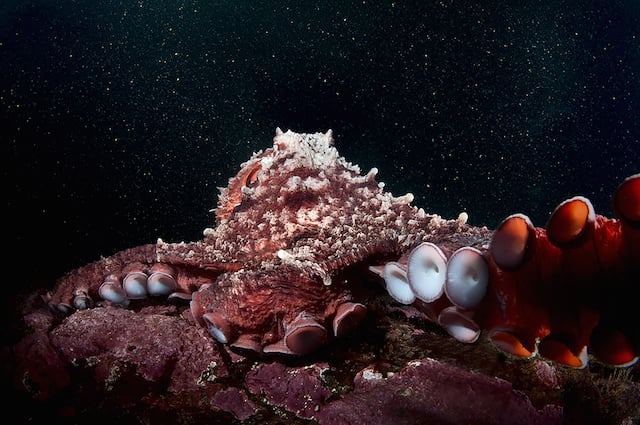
[
  {"left": 211, "top": 387, "right": 257, "bottom": 421},
  {"left": 316, "top": 358, "right": 563, "bottom": 425},
  {"left": 246, "top": 362, "right": 331, "bottom": 420}
]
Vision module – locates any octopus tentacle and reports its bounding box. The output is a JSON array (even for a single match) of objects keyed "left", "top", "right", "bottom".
[
  {"left": 444, "top": 247, "right": 488, "bottom": 310},
  {"left": 203, "top": 311, "right": 234, "bottom": 344},
  {"left": 122, "top": 270, "right": 149, "bottom": 300},
  {"left": 481, "top": 173, "right": 640, "bottom": 368},
  {"left": 406, "top": 242, "right": 447, "bottom": 303},
  {"left": 487, "top": 328, "right": 536, "bottom": 359},
  {"left": 45, "top": 244, "right": 157, "bottom": 312},
  {"left": 483, "top": 217, "right": 550, "bottom": 359},
  {"left": 376, "top": 242, "right": 490, "bottom": 343},
  {"left": 45, "top": 241, "right": 226, "bottom": 314},
  {"left": 282, "top": 312, "right": 328, "bottom": 355},
  {"left": 147, "top": 264, "right": 178, "bottom": 296},
  {"left": 371, "top": 174, "right": 639, "bottom": 368},
  {"left": 381, "top": 262, "right": 415, "bottom": 305},
  {"left": 489, "top": 213, "right": 537, "bottom": 270},
  {"left": 98, "top": 274, "right": 129, "bottom": 307},
  {"left": 230, "top": 334, "right": 263, "bottom": 352},
  {"left": 437, "top": 306, "right": 481, "bottom": 343},
  {"left": 332, "top": 302, "right": 367, "bottom": 338},
  {"left": 260, "top": 311, "right": 330, "bottom": 356},
  {"left": 587, "top": 173, "right": 640, "bottom": 367},
  {"left": 94, "top": 263, "right": 195, "bottom": 308},
  {"left": 189, "top": 295, "right": 207, "bottom": 327},
  {"left": 71, "top": 289, "right": 93, "bottom": 310}
]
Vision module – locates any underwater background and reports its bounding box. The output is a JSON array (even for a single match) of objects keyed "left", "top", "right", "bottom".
[{"left": 3, "top": 0, "right": 639, "bottom": 295}]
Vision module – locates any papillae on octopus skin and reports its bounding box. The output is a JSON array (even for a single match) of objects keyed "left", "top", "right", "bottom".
[{"left": 43, "top": 129, "right": 640, "bottom": 368}]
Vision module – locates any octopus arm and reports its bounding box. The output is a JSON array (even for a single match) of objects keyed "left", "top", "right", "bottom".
[
  {"left": 44, "top": 240, "right": 238, "bottom": 315},
  {"left": 44, "top": 244, "right": 159, "bottom": 313}
]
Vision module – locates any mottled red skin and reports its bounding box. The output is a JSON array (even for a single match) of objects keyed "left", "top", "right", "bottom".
[
  {"left": 478, "top": 213, "right": 640, "bottom": 367},
  {"left": 43, "top": 129, "right": 639, "bottom": 365},
  {"left": 45, "top": 129, "right": 485, "bottom": 353}
]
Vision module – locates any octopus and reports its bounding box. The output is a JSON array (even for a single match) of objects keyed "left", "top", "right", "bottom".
[{"left": 44, "top": 129, "right": 639, "bottom": 368}]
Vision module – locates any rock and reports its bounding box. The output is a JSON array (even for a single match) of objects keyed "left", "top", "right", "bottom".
[
  {"left": 316, "top": 359, "right": 563, "bottom": 425},
  {"left": 10, "top": 325, "right": 71, "bottom": 400},
  {"left": 246, "top": 362, "right": 332, "bottom": 420},
  {"left": 211, "top": 387, "right": 257, "bottom": 421},
  {"left": 3, "top": 291, "right": 639, "bottom": 424},
  {"left": 50, "top": 306, "right": 225, "bottom": 392},
  {"left": 5, "top": 303, "right": 229, "bottom": 422}
]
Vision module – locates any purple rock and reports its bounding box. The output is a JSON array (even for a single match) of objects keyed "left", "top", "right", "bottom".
[
  {"left": 5, "top": 292, "right": 638, "bottom": 424},
  {"left": 50, "top": 306, "right": 226, "bottom": 391},
  {"left": 316, "top": 358, "right": 563, "bottom": 425},
  {"left": 246, "top": 361, "right": 332, "bottom": 420},
  {"left": 10, "top": 325, "right": 71, "bottom": 400},
  {"left": 211, "top": 387, "right": 257, "bottom": 421}
]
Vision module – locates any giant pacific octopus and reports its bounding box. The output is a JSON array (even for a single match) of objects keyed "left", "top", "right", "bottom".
[{"left": 44, "top": 129, "right": 639, "bottom": 368}]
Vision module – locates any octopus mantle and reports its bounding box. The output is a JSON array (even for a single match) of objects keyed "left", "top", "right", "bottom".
[{"left": 5, "top": 129, "right": 640, "bottom": 423}]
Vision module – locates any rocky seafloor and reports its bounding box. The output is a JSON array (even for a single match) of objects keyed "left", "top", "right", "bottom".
[{"left": 3, "top": 285, "right": 639, "bottom": 425}]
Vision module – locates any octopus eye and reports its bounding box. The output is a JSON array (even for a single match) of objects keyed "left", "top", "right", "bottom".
[{"left": 242, "top": 163, "right": 261, "bottom": 188}]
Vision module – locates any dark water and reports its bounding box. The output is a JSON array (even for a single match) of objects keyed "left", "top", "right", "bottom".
[{"left": 3, "top": 0, "right": 639, "bottom": 291}]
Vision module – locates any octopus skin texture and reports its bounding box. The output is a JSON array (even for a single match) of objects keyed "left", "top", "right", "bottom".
[{"left": 43, "top": 129, "right": 639, "bottom": 368}]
